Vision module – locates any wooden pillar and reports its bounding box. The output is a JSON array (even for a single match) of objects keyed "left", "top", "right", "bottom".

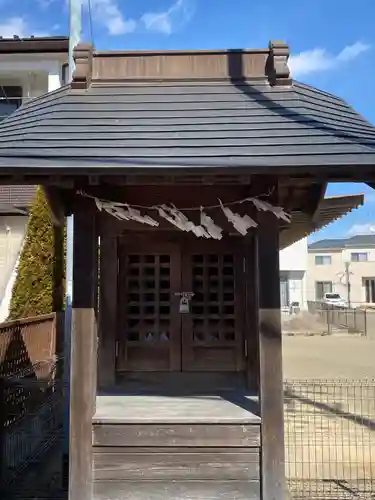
[
  {"left": 69, "top": 207, "right": 98, "bottom": 500},
  {"left": 244, "top": 233, "right": 259, "bottom": 391},
  {"left": 98, "top": 233, "right": 118, "bottom": 389},
  {"left": 0, "top": 377, "right": 5, "bottom": 492},
  {"left": 257, "top": 208, "right": 286, "bottom": 500}
]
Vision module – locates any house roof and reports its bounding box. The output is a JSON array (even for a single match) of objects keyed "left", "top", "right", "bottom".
[
  {"left": 0, "top": 36, "right": 69, "bottom": 54},
  {"left": 0, "top": 185, "right": 36, "bottom": 213},
  {"left": 308, "top": 233, "right": 375, "bottom": 251},
  {"left": 0, "top": 41, "right": 374, "bottom": 174},
  {"left": 280, "top": 194, "right": 364, "bottom": 249}
]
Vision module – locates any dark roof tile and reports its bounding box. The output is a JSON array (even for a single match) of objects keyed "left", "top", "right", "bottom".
[
  {"left": 0, "top": 185, "right": 36, "bottom": 212},
  {"left": 308, "top": 234, "right": 375, "bottom": 250},
  {"left": 0, "top": 75, "right": 374, "bottom": 171},
  {"left": 281, "top": 195, "right": 363, "bottom": 249}
]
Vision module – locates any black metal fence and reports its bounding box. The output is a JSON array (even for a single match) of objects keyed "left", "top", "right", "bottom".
[
  {"left": 0, "top": 360, "right": 64, "bottom": 498},
  {"left": 307, "top": 301, "right": 372, "bottom": 337},
  {"left": 0, "top": 315, "right": 64, "bottom": 498},
  {"left": 284, "top": 379, "right": 375, "bottom": 499}
]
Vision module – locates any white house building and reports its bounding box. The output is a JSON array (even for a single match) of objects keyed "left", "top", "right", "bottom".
[
  {"left": 278, "top": 194, "right": 366, "bottom": 311},
  {"left": 0, "top": 36, "right": 68, "bottom": 321},
  {"left": 279, "top": 238, "right": 308, "bottom": 310},
  {"left": 307, "top": 235, "right": 375, "bottom": 307}
]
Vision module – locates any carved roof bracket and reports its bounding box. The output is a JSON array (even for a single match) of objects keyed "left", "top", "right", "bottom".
[
  {"left": 71, "top": 43, "right": 94, "bottom": 90},
  {"left": 267, "top": 40, "right": 292, "bottom": 86}
]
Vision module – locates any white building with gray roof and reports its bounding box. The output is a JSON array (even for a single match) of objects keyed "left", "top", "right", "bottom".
[{"left": 307, "top": 235, "right": 375, "bottom": 307}]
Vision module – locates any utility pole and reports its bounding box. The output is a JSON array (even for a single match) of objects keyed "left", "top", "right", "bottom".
[
  {"left": 69, "top": 0, "right": 82, "bottom": 81},
  {"left": 63, "top": 0, "right": 82, "bottom": 476},
  {"left": 344, "top": 261, "right": 351, "bottom": 308}
]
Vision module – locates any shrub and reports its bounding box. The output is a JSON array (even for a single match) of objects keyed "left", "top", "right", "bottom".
[{"left": 8, "top": 187, "right": 64, "bottom": 319}]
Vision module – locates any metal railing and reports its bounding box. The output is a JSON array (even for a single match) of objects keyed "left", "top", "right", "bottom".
[
  {"left": 307, "top": 301, "right": 371, "bottom": 336},
  {"left": 284, "top": 379, "right": 375, "bottom": 499}
]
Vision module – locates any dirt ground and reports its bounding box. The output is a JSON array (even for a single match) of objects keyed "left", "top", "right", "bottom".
[{"left": 283, "top": 335, "right": 375, "bottom": 380}]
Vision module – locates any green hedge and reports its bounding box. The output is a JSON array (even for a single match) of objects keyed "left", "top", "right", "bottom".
[{"left": 8, "top": 187, "right": 65, "bottom": 320}]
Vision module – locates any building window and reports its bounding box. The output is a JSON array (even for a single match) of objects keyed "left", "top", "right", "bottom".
[
  {"left": 315, "top": 281, "right": 332, "bottom": 300},
  {"left": 280, "top": 277, "right": 289, "bottom": 308},
  {"left": 351, "top": 252, "right": 368, "bottom": 262},
  {"left": 61, "top": 63, "right": 69, "bottom": 85},
  {"left": 363, "top": 278, "right": 375, "bottom": 303},
  {"left": 315, "top": 255, "right": 332, "bottom": 265},
  {"left": 0, "top": 86, "right": 22, "bottom": 121}
]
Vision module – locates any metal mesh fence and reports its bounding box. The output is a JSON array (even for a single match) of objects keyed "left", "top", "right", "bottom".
[
  {"left": 284, "top": 379, "right": 375, "bottom": 499},
  {"left": 1, "top": 347, "right": 374, "bottom": 499},
  {"left": 5, "top": 379, "right": 374, "bottom": 499},
  {"left": 0, "top": 361, "right": 65, "bottom": 498},
  {"left": 0, "top": 313, "right": 64, "bottom": 499}
]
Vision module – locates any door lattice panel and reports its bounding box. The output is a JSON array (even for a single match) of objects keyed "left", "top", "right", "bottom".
[
  {"left": 118, "top": 249, "right": 180, "bottom": 372},
  {"left": 125, "top": 254, "right": 171, "bottom": 343},
  {"left": 182, "top": 248, "right": 243, "bottom": 372},
  {"left": 190, "top": 254, "right": 236, "bottom": 345}
]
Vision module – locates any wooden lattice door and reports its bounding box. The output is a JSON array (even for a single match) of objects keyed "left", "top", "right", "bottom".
[
  {"left": 117, "top": 236, "right": 245, "bottom": 373},
  {"left": 117, "top": 240, "right": 182, "bottom": 372},
  {"left": 181, "top": 241, "right": 245, "bottom": 372}
]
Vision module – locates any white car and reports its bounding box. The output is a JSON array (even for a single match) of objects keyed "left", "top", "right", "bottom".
[{"left": 322, "top": 293, "right": 348, "bottom": 308}]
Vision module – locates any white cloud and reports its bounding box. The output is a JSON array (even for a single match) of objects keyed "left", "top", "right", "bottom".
[
  {"left": 141, "top": 0, "right": 194, "bottom": 35},
  {"left": 82, "top": 0, "right": 194, "bottom": 37},
  {"left": 289, "top": 41, "right": 371, "bottom": 77},
  {"left": 0, "top": 16, "right": 29, "bottom": 38},
  {"left": 336, "top": 42, "right": 370, "bottom": 62},
  {"left": 37, "top": 0, "right": 56, "bottom": 8},
  {"left": 0, "top": 15, "right": 50, "bottom": 37},
  {"left": 348, "top": 223, "right": 375, "bottom": 236},
  {"left": 86, "top": 0, "right": 137, "bottom": 35}
]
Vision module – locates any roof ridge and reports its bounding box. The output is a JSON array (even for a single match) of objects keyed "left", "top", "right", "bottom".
[
  {"left": 73, "top": 40, "right": 292, "bottom": 88},
  {"left": 289, "top": 85, "right": 375, "bottom": 154},
  {"left": 295, "top": 81, "right": 375, "bottom": 129},
  {"left": 293, "top": 81, "right": 346, "bottom": 103}
]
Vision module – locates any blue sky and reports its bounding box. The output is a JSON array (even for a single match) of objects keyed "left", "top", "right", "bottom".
[{"left": 1, "top": 0, "right": 375, "bottom": 241}]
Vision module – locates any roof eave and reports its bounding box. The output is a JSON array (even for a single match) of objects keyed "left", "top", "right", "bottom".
[
  {"left": 0, "top": 37, "right": 69, "bottom": 54},
  {"left": 0, "top": 159, "right": 374, "bottom": 179}
]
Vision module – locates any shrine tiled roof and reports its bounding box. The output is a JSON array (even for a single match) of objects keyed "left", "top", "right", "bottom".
[{"left": 0, "top": 42, "right": 374, "bottom": 173}]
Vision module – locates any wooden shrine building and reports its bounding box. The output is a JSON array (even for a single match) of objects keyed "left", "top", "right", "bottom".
[{"left": 0, "top": 41, "right": 374, "bottom": 500}]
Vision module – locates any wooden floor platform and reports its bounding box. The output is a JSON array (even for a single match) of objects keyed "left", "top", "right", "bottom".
[
  {"left": 93, "top": 391, "right": 260, "bottom": 424},
  {"left": 92, "top": 391, "right": 261, "bottom": 499}
]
